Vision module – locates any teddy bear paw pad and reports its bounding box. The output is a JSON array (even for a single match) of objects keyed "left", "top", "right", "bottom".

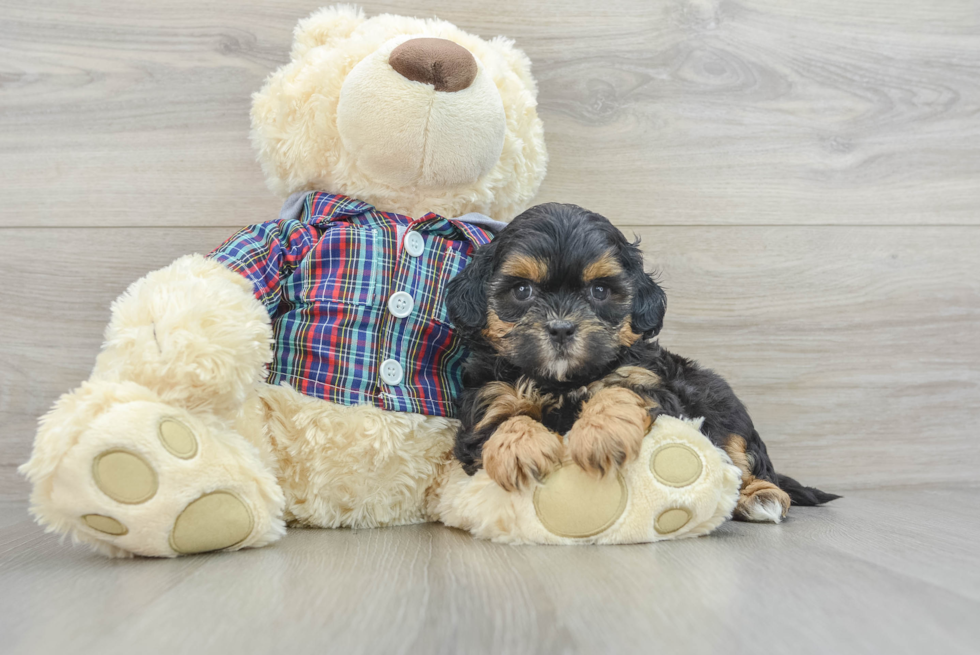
[
  {"left": 533, "top": 465, "right": 627, "bottom": 539},
  {"left": 169, "top": 491, "right": 254, "bottom": 555},
  {"left": 654, "top": 507, "right": 692, "bottom": 535},
  {"left": 650, "top": 443, "right": 703, "bottom": 488},
  {"left": 82, "top": 514, "right": 128, "bottom": 536},
  {"left": 92, "top": 450, "right": 159, "bottom": 504},
  {"left": 158, "top": 418, "right": 198, "bottom": 459}
]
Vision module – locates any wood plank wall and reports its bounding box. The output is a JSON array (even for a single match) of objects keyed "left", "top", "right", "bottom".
[{"left": 2, "top": 0, "right": 979, "bottom": 500}]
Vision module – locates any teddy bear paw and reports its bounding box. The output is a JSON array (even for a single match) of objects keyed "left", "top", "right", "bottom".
[
  {"left": 42, "top": 401, "right": 285, "bottom": 557},
  {"left": 528, "top": 416, "right": 743, "bottom": 543}
]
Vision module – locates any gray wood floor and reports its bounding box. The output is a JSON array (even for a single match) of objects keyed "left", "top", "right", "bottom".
[
  {"left": 2, "top": 486, "right": 979, "bottom": 655},
  {"left": 2, "top": 1, "right": 980, "bottom": 653}
]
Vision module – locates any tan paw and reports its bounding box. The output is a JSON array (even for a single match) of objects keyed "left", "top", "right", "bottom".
[
  {"left": 734, "top": 479, "right": 791, "bottom": 523},
  {"left": 723, "top": 434, "right": 792, "bottom": 523},
  {"left": 568, "top": 387, "right": 650, "bottom": 475},
  {"left": 481, "top": 416, "right": 563, "bottom": 492}
]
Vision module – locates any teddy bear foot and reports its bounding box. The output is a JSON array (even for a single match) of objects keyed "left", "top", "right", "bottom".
[
  {"left": 28, "top": 392, "right": 285, "bottom": 557},
  {"left": 434, "top": 415, "right": 744, "bottom": 544}
]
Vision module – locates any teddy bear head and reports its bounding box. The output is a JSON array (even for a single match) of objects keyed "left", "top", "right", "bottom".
[{"left": 251, "top": 5, "right": 548, "bottom": 221}]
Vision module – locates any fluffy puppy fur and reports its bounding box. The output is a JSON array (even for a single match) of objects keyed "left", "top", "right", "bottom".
[{"left": 446, "top": 203, "right": 839, "bottom": 522}]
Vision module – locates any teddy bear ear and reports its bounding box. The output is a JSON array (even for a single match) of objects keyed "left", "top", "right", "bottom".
[
  {"left": 291, "top": 5, "right": 367, "bottom": 59},
  {"left": 487, "top": 36, "right": 539, "bottom": 100}
]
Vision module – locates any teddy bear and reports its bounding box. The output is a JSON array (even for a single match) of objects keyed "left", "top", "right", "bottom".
[{"left": 20, "top": 5, "right": 740, "bottom": 557}]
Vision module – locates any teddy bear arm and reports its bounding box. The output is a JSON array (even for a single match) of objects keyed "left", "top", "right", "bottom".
[
  {"left": 92, "top": 216, "right": 323, "bottom": 415},
  {"left": 91, "top": 253, "right": 274, "bottom": 416}
]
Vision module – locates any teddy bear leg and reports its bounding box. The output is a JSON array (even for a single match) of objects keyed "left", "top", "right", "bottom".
[
  {"left": 20, "top": 381, "right": 286, "bottom": 557},
  {"left": 258, "top": 383, "right": 456, "bottom": 529}
]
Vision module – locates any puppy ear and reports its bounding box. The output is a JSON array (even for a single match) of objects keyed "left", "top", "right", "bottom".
[
  {"left": 631, "top": 272, "right": 667, "bottom": 338},
  {"left": 623, "top": 240, "right": 667, "bottom": 338},
  {"left": 447, "top": 242, "right": 497, "bottom": 334}
]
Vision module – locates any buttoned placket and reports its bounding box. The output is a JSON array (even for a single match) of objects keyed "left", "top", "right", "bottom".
[{"left": 377, "top": 220, "right": 428, "bottom": 397}]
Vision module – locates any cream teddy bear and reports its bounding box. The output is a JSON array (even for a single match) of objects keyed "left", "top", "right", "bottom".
[{"left": 21, "top": 5, "right": 739, "bottom": 556}]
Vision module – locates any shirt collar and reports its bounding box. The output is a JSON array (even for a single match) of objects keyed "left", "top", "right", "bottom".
[
  {"left": 447, "top": 218, "right": 496, "bottom": 246},
  {"left": 278, "top": 191, "right": 374, "bottom": 223},
  {"left": 414, "top": 213, "right": 496, "bottom": 247},
  {"left": 284, "top": 191, "right": 498, "bottom": 246},
  {"left": 306, "top": 192, "right": 375, "bottom": 220}
]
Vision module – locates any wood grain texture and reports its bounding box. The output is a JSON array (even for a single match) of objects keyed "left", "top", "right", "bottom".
[
  {"left": 2, "top": 487, "right": 980, "bottom": 655},
  {"left": 642, "top": 224, "right": 980, "bottom": 491},
  {"left": 2, "top": 226, "right": 978, "bottom": 498},
  {"left": 2, "top": 0, "right": 980, "bottom": 227}
]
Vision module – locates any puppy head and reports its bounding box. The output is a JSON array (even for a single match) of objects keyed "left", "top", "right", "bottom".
[{"left": 447, "top": 203, "right": 666, "bottom": 381}]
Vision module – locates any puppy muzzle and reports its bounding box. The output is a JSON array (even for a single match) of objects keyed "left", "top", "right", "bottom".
[{"left": 546, "top": 319, "right": 577, "bottom": 347}]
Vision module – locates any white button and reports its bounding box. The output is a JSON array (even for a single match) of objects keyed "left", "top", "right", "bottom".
[
  {"left": 404, "top": 231, "right": 425, "bottom": 257},
  {"left": 380, "top": 359, "right": 403, "bottom": 386},
  {"left": 387, "top": 291, "right": 414, "bottom": 318}
]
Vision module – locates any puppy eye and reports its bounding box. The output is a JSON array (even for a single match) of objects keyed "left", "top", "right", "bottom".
[
  {"left": 591, "top": 284, "right": 610, "bottom": 301},
  {"left": 513, "top": 283, "right": 533, "bottom": 301}
]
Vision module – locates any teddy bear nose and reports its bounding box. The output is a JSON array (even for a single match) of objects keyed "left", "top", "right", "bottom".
[{"left": 389, "top": 38, "right": 478, "bottom": 92}]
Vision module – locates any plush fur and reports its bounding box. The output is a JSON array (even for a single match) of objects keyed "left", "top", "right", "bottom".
[
  {"left": 19, "top": 6, "right": 547, "bottom": 557},
  {"left": 446, "top": 203, "right": 840, "bottom": 522},
  {"left": 259, "top": 383, "right": 456, "bottom": 528},
  {"left": 93, "top": 255, "right": 274, "bottom": 418}
]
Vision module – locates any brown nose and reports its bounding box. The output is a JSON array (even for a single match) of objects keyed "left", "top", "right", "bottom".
[{"left": 389, "top": 38, "right": 478, "bottom": 92}]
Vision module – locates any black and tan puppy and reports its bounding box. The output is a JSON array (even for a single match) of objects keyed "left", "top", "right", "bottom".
[{"left": 446, "top": 203, "right": 838, "bottom": 522}]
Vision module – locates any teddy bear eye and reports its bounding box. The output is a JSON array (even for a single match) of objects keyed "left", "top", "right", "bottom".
[
  {"left": 513, "top": 283, "right": 533, "bottom": 301},
  {"left": 591, "top": 284, "right": 610, "bottom": 301}
]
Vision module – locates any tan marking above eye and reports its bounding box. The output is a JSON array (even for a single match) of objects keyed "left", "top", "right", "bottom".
[
  {"left": 583, "top": 251, "right": 624, "bottom": 282},
  {"left": 500, "top": 254, "right": 548, "bottom": 283}
]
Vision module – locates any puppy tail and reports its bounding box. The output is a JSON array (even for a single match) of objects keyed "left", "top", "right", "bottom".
[{"left": 776, "top": 473, "right": 842, "bottom": 506}]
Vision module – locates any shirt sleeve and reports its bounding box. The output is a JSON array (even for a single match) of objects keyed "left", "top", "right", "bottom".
[{"left": 207, "top": 218, "right": 319, "bottom": 316}]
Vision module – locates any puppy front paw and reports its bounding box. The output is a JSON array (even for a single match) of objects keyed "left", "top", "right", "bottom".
[
  {"left": 568, "top": 387, "right": 651, "bottom": 476},
  {"left": 481, "top": 416, "right": 563, "bottom": 492}
]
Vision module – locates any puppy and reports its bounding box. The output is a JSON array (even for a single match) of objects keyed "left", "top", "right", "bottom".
[{"left": 446, "top": 203, "right": 839, "bottom": 522}]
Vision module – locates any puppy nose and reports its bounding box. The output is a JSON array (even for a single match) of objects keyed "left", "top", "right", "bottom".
[
  {"left": 546, "top": 320, "right": 577, "bottom": 344},
  {"left": 388, "top": 38, "right": 478, "bottom": 92}
]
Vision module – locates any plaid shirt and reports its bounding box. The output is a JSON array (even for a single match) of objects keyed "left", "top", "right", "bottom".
[{"left": 208, "top": 192, "right": 494, "bottom": 418}]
